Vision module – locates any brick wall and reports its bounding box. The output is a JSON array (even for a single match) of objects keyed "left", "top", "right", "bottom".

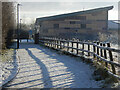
[{"left": 38, "top": 10, "right": 108, "bottom": 38}]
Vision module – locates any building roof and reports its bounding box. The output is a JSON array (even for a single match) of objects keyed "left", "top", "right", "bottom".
[{"left": 36, "top": 6, "right": 113, "bottom": 24}]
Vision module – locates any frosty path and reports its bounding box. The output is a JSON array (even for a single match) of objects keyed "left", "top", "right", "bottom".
[{"left": 5, "top": 42, "right": 101, "bottom": 88}]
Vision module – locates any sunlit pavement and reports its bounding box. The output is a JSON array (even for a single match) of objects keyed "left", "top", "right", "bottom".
[{"left": 5, "top": 42, "right": 101, "bottom": 88}]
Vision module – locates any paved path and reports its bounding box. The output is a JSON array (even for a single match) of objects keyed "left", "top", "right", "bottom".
[{"left": 5, "top": 42, "right": 101, "bottom": 88}]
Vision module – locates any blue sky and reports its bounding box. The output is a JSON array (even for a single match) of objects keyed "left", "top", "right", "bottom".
[{"left": 17, "top": 1, "right": 119, "bottom": 24}]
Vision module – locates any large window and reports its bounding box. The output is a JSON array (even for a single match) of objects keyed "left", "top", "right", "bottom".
[
  {"left": 81, "top": 24, "right": 86, "bottom": 29},
  {"left": 54, "top": 24, "right": 59, "bottom": 29}
]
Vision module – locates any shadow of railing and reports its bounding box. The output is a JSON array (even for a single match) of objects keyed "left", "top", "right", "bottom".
[
  {"left": 25, "top": 47, "right": 81, "bottom": 88},
  {"left": 26, "top": 48, "right": 53, "bottom": 88},
  {"left": 5, "top": 43, "right": 95, "bottom": 88}
]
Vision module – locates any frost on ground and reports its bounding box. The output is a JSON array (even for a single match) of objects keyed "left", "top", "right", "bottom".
[
  {"left": 0, "top": 49, "right": 18, "bottom": 87},
  {"left": 5, "top": 42, "right": 103, "bottom": 88}
]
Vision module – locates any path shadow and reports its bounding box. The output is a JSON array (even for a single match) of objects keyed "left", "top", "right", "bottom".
[
  {"left": 25, "top": 48, "right": 53, "bottom": 88},
  {"left": 24, "top": 44, "right": 77, "bottom": 88},
  {"left": 5, "top": 42, "right": 95, "bottom": 88},
  {"left": 21, "top": 43, "right": 88, "bottom": 88},
  {"left": 28, "top": 44, "right": 94, "bottom": 88},
  {"left": 21, "top": 43, "right": 75, "bottom": 88}
]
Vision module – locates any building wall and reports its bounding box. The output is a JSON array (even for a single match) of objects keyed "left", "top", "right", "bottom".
[{"left": 38, "top": 10, "right": 108, "bottom": 38}]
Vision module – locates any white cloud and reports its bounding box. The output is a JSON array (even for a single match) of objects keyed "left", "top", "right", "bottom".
[
  {"left": 16, "top": 0, "right": 120, "bottom": 2},
  {"left": 109, "top": 10, "right": 118, "bottom": 20}
]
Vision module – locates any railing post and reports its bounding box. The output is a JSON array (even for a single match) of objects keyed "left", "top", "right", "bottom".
[
  {"left": 71, "top": 40, "right": 74, "bottom": 53},
  {"left": 63, "top": 39, "right": 65, "bottom": 48},
  {"left": 51, "top": 38, "right": 53, "bottom": 47},
  {"left": 41, "top": 38, "right": 43, "bottom": 44},
  {"left": 55, "top": 38, "right": 57, "bottom": 49},
  {"left": 47, "top": 39, "right": 49, "bottom": 47},
  {"left": 27, "top": 38, "right": 28, "bottom": 42},
  {"left": 93, "top": 41, "right": 96, "bottom": 58},
  {"left": 46, "top": 38, "right": 48, "bottom": 46},
  {"left": 57, "top": 38, "right": 59, "bottom": 49},
  {"left": 51, "top": 39, "right": 52, "bottom": 47},
  {"left": 47, "top": 38, "right": 48, "bottom": 46},
  {"left": 49, "top": 40, "right": 50, "bottom": 47},
  {"left": 47, "top": 37, "right": 48, "bottom": 46},
  {"left": 55, "top": 38, "right": 56, "bottom": 48},
  {"left": 97, "top": 42, "right": 99, "bottom": 55},
  {"left": 61, "top": 39, "right": 63, "bottom": 49},
  {"left": 53, "top": 38, "right": 54, "bottom": 48},
  {"left": 35, "top": 34, "right": 39, "bottom": 44},
  {"left": 58, "top": 38, "right": 60, "bottom": 49},
  {"left": 53, "top": 38, "right": 54, "bottom": 47},
  {"left": 60, "top": 38, "right": 62, "bottom": 49},
  {"left": 53, "top": 38, "right": 55, "bottom": 48},
  {"left": 82, "top": 42, "right": 84, "bottom": 56},
  {"left": 50, "top": 38, "right": 51, "bottom": 47},
  {"left": 103, "top": 43, "right": 108, "bottom": 67},
  {"left": 100, "top": 43, "right": 103, "bottom": 57},
  {"left": 107, "top": 43, "right": 116, "bottom": 74},
  {"left": 52, "top": 38, "right": 54, "bottom": 47},
  {"left": 76, "top": 39, "right": 79, "bottom": 55},
  {"left": 88, "top": 41, "right": 90, "bottom": 56},
  {"left": 97, "top": 42, "right": 100, "bottom": 60},
  {"left": 67, "top": 39, "right": 69, "bottom": 52}
]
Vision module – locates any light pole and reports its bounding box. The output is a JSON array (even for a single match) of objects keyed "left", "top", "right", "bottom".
[
  {"left": 20, "top": 19, "right": 22, "bottom": 42},
  {"left": 20, "top": 19, "right": 22, "bottom": 29},
  {"left": 17, "top": 3, "right": 22, "bottom": 49}
]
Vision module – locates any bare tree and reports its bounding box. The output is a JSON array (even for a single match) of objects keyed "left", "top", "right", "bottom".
[{"left": 2, "top": 2, "right": 16, "bottom": 49}]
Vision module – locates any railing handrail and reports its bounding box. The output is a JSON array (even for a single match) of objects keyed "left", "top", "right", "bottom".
[
  {"left": 42, "top": 40, "right": 120, "bottom": 67},
  {"left": 41, "top": 37, "right": 120, "bottom": 53},
  {"left": 39, "top": 36, "right": 120, "bottom": 79}
]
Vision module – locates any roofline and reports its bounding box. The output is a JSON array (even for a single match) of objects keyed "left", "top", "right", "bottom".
[{"left": 36, "top": 6, "right": 113, "bottom": 23}]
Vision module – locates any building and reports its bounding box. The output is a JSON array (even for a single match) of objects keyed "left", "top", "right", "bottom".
[
  {"left": 108, "top": 20, "right": 119, "bottom": 30},
  {"left": 35, "top": 6, "right": 113, "bottom": 39}
]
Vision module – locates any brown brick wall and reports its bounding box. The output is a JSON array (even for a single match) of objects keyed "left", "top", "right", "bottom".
[{"left": 38, "top": 10, "right": 108, "bottom": 37}]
